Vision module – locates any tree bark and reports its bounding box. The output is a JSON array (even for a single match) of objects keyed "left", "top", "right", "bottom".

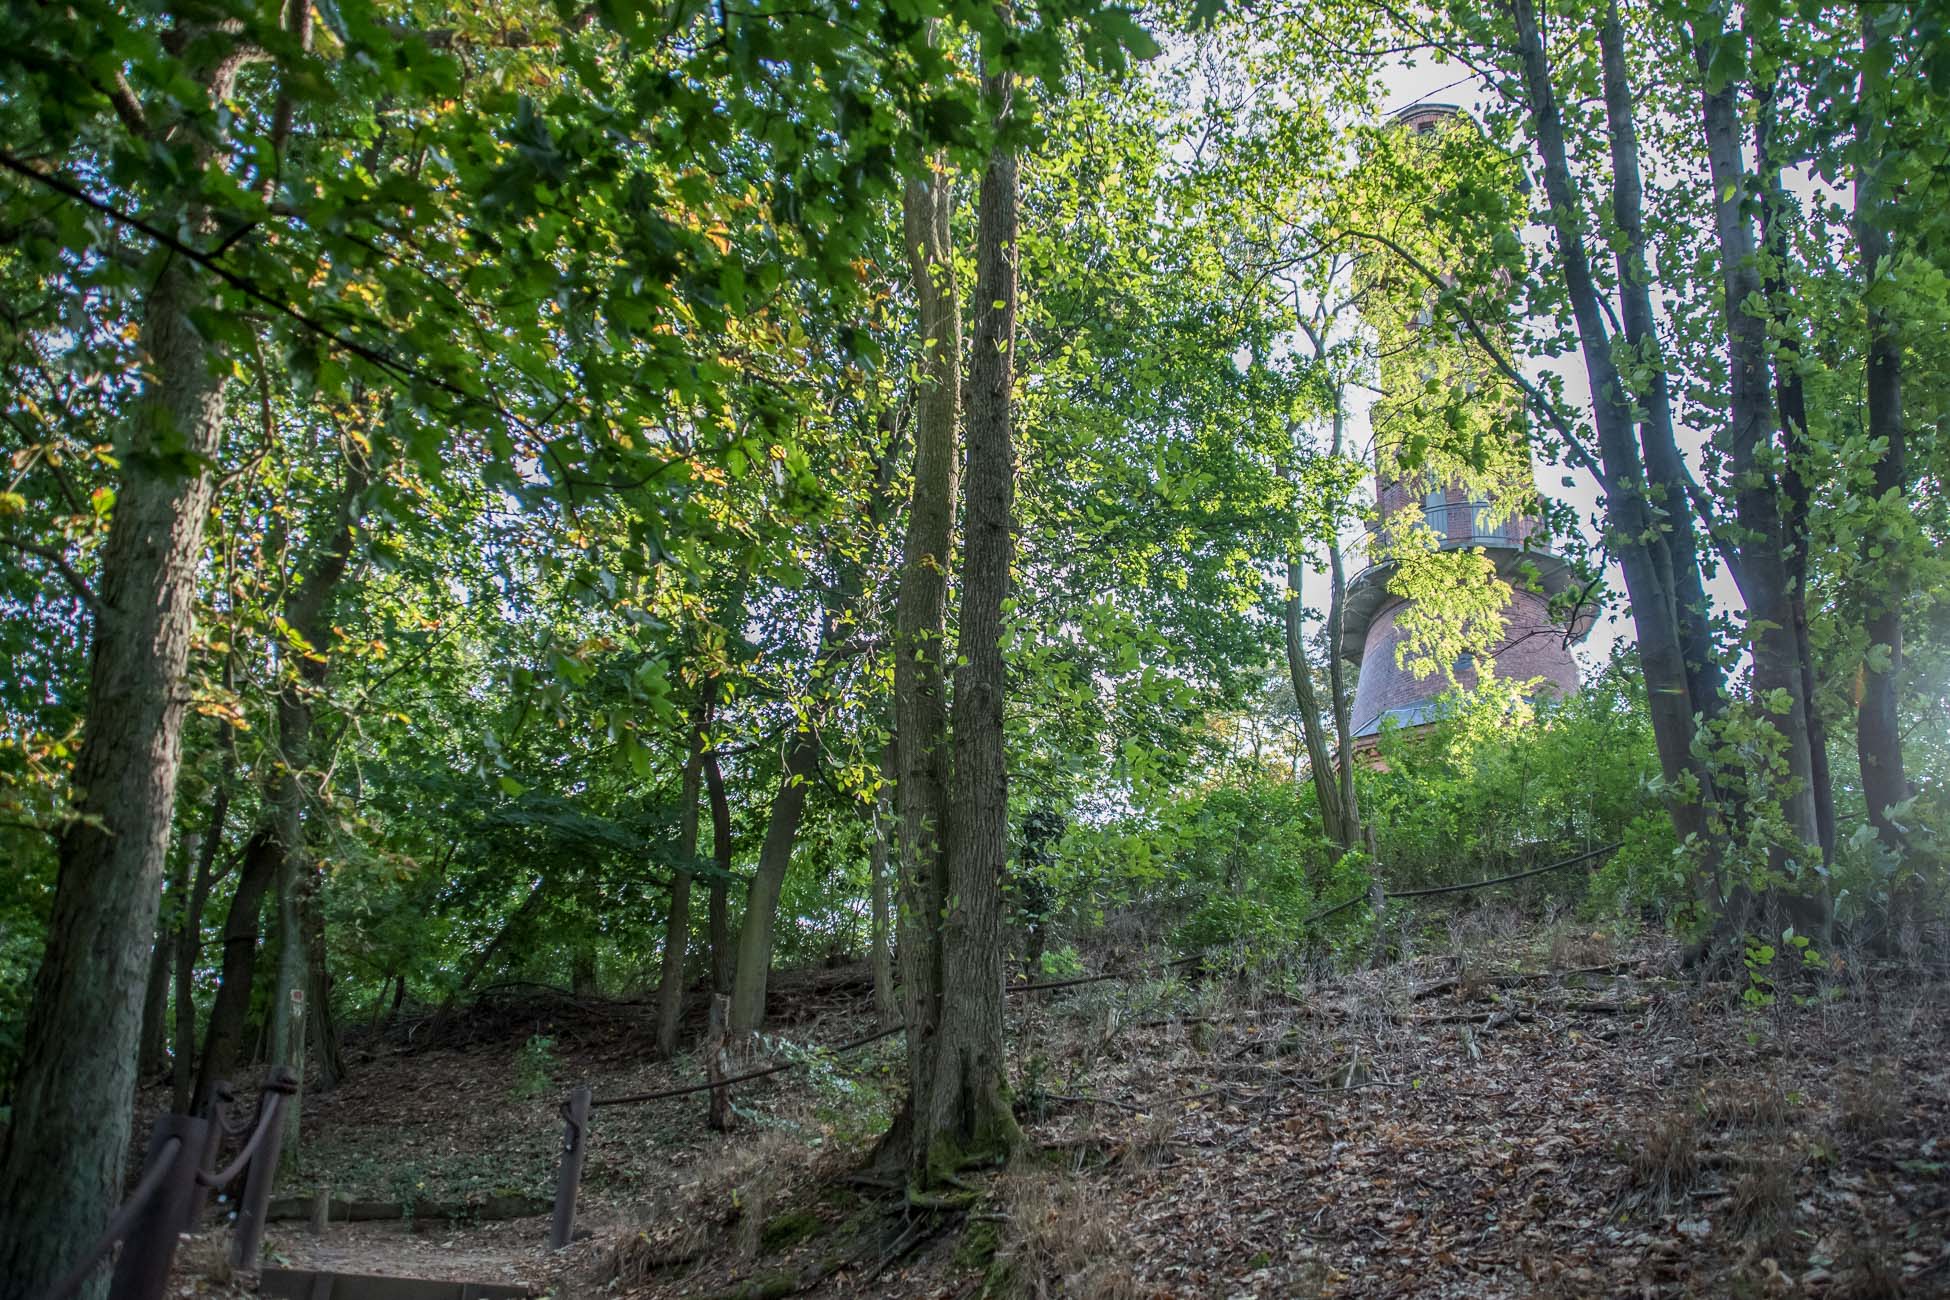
[
  {"left": 0, "top": 237, "right": 230, "bottom": 1300},
  {"left": 1753, "top": 72, "right": 1837, "bottom": 868},
  {"left": 1506, "top": 0, "right": 1720, "bottom": 909},
  {"left": 656, "top": 694, "right": 711, "bottom": 1056},
  {"left": 305, "top": 891, "right": 346, "bottom": 1091},
  {"left": 1691, "top": 11, "right": 1824, "bottom": 888},
  {"left": 1597, "top": 3, "right": 1725, "bottom": 727},
  {"left": 704, "top": 745, "right": 736, "bottom": 995},
  {"left": 267, "top": 451, "right": 368, "bottom": 1169},
  {"left": 920, "top": 56, "right": 1024, "bottom": 1178},
  {"left": 193, "top": 826, "right": 280, "bottom": 1119},
  {"left": 1285, "top": 554, "right": 1352, "bottom": 850},
  {"left": 139, "top": 931, "right": 174, "bottom": 1081},
  {"left": 1324, "top": 402, "right": 1360, "bottom": 832},
  {"left": 725, "top": 412, "right": 898, "bottom": 1036},
  {"left": 176, "top": 740, "right": 236, "bottom": 1111},
  {"left": 728, "top": 715, "right": 822, "bottom": 1035},
  {"left": 1852, "top": 7, "right": 1911, "bottom": 870},
  {"left": 869, "top": 741, "right": 899, "bottom": 1025},
  {"left": 892, "top": 151, "right": 962, "bottom": 1181}
]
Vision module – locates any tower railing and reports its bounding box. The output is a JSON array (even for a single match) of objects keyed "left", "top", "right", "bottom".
[{"left": 1357, "top": 500, "right": 1537, "bottom": 566}]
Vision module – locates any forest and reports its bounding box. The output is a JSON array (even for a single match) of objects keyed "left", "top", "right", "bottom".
[{"left": 0, "top": 0, "right": 1945, "bottom": 1295}]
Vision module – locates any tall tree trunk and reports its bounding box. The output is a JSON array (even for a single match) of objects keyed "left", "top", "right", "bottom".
[
  {"left": 193, "top": 827, "right": 280, "bottom": 1118},
  {"left": 870, "top": 741, "right": 899, "bottom": 1026},
  {"left": 656, "top": 695, "right": 710, "bottom": 1056},
  {"left": 728, "top": 718, "right": 822, "bottom": 1035},
  {"left": 726, "top": 411, "right": 897, "bottom": 1037},
  {"left": 139, "top": 930, "right": 174, "bottom": 1081},
  {"left": 1754, "top": 73, "right": 1837, "bottom": 867},
  {"left": 1691, "top": 10, "right": 1824, "bottom": 891},
  {"left": 892, "top": 153, "right": 961, "bottom": 1179},
  {"left": 704, "top": 745, "right": 736, "bottom": 995},
  {"left": 1853, "top": 7, "right": 1911, "bottom": 874},
  {"left": 920, "top": 58, "right": 1024, "bottom": 1178},
  {"left": 1597, "top": 3, "right": 1725, "bottom": 728},
  {"left": 0, "top": 245, "right": 229, "bottom": 1300},
  {"left": 1285, "top": 554, "right": 1352, "bottom": 850},
  {"left": 266, "top": 447, "right": 369, "bottom": 1161},
  {"left": 176, "top": 740, "right": 236, "bottom": 1112},
  {"left": 1324, "top": 402, "right": 1360, "bottom": 833},
  {"left": 305, "top": 891, "right": 346, "bottom": 1091},
  {"left": 1506, "top": 0, "right": 1721, "bottom": 911}
]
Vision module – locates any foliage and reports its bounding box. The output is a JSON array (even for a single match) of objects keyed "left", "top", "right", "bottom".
[{"left": 511, "top": 1034, "right": 557, "bottom": 1102}]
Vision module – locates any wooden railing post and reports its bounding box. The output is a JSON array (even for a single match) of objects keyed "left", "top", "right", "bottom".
[
  {"left": 108, "top": 1114, "right": 208, "bottom": 1300},
  {"left": 231, "top": 1066, "right": 299, "bottom": 1273},
  {"left": 548, "top": 1085, "right": 592, "bottom": 1250}
]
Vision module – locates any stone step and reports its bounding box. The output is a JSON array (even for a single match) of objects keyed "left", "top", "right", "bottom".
[{"left": 258, "top": 1266, "right": 536, "bottom": 1300}]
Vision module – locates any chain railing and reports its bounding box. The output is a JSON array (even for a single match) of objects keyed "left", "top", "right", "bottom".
[{"left": 29, "top": 1066, "right": 298, "bottom": 1300}]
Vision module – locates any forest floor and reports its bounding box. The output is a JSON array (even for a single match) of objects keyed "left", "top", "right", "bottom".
[{"left": 159, "top": 917, "right": 1950, "bottom": 1298}]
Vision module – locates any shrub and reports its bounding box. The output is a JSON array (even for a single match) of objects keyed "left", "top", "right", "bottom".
[{"left": 511, "top": 1033, "right": 556, "bottom": 1100}]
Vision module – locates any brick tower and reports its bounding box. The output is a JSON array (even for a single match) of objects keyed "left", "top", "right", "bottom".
[{"left": 1339, "top": 103, "right": 1592, "bottom": 741}]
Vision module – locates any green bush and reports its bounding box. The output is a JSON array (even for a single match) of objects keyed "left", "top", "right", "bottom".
[{"left": 511, "top": 1034, "right": 556, "bottom": 1101}]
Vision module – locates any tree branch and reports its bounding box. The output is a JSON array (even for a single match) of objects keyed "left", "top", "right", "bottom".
[
  {"left": 0, "top": 536, "right": 101, "bottom": 618},
  {"left": 1338, "top": 225, "right": 1611, "bottom": 492}
]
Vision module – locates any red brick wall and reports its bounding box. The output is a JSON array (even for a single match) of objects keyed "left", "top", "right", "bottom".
[{"left": 1348, "top": 585, "right": 1579, "bottom": 736}]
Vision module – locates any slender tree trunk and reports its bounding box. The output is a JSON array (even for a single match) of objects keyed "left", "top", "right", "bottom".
[
  {"left": 570, "top": 946, "right": 599, "bottom": 997},
  {"left": 1285, "top": 554, "right": 1351, "bottom": 850},
  {"left": 305, "top": 893, "right": 345, "bottom": 1090},
  {"left": 176, "top": 747, "right": 235, "bottom": 1111},
  {"left": 1597, "top": 3, "right": 1725, "bottom": 728},
  {"left": 1853, "top": 8, "right": 1911, "bottom": 873},
  {"left": 1754, "top": 76, "right": 1837, "bottom": 867},
  {"left": 139, "top": 929, "right": 174, "bottom": 1081},
  {"left": 266, "top": 451, "right": 368, "bottom": 1161},
  {"left": 0, "top": 245, "right": 229, "bottom": 1300},
  {"left": 656, "top": 696, "right": 710, "bottom": 1056},
  {"left": 920, "top": 58, "right": 1024, "bottom": 1178},
  {"left": 704, "top": 746, "right": 736, "bottom": 995},
  {"left": 453, "top": 885, "right": 547, "bottom": 1000},
  {"left": 193, "top": 827, "right": 280, "bottom": 1118},
  {"left": 726, "top": 413, "right": 897, "bottom": 1036},
  {"left": 870, "top": 741, "right": 899, "bottom": 1026},
  {"left": 892, "top": 153, "right": 961, "bottom": 1179},
  {"left": 1324, "top": 402, "right": 1360, "bottom": 833},
  {"left": 1691, "top": 14, "right": 1824, "bottom": 888},
  {"left": 728, "top": 720, "right": 822, "bottom": 1035},
  {"left": 1507, "top": 0, "right": 1720, "bottom": 911}
]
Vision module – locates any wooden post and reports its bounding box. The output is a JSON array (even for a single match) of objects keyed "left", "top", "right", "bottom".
[
  {"left": 232, "top": 1066, "right": 299, "bottom": 1273},
  {"left": 185, "top": 1083, "right": 229, "bottom": 1230},
  {"left": 705, "top": 993, "right": 734, "bottom": 1132},
  {"left": 109, "top": 1114, "right": 209, "bottom": 1300},
  {"left": 309, "top": 1186, "right": 331, "bottom": 1233},
  {"left": 548, "top": 1085, "right": 592, "bottom": 1250},
  {"left": 1368, "top": 878, "right": 1387, "bottom": 968}
]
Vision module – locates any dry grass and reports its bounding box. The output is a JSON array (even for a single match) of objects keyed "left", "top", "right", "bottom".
[
  {"left": 599, "top": 1132, "right": 807, "bottom": 1287},
  {"left": 1548, "top": 923, "right": 1614, "bottom": 970},
  {"left": 1832, "top": 1241, "right": 1908, "bottom": 1300},
  {"left": 1624, "top": 1109, "right": 1700, "bottom": 1209},
  {"left": 1723, "top": 1151, "right": 1799, "bottom": 1245},
  {"left": 1837, "top": 1060, "right": 1901, "bottom": 1142},
  {"left": 174, "top": 1235, "right": 235, "bottom": 1288},
  {"left": 1699, "top": 1077, "right": 1795, "bottom": 1133},
  {"left": 988, "top": 1170, "right": 1140, "bottom": 1300}
]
